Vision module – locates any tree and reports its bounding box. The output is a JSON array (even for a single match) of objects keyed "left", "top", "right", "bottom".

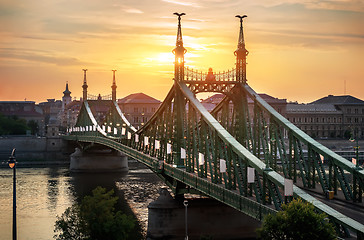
[
  {"left": 256, "top": 198, "right": 336, "bottom": 240},
  {"left": 27, "top": 120, "right": 39, "bottom": 135},
  {"left": 0, "top": 114, "right": 29, "bottom": 135},
  {"left": 54, "top": 205, "right": 89, "bottom": 240},
  {"left": 54, "top": 187, "right": 135, "bottom": 240}
]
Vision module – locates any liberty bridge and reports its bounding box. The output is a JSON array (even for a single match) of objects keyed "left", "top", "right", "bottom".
[{"left": 64, "top": 13, "right": 364, "bottom": 239}]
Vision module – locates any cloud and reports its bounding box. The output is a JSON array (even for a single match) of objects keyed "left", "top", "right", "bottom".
[
  {"left": 162, "top": 0, "right": 201, "bottom": 7},
  {"left": 0, "top": 48, "right": 86, "bottom": 66},
  {"left": 123, "top": 8, "right": 143, "bottom": 14}
]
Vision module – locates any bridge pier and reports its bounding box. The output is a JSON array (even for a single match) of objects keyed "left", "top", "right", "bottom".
[
  {"left": 147, "top": 188, "right": 260, "bottom": 240},
  {"left": 70, "top": 148, "right": 128, "bottom": 172}
]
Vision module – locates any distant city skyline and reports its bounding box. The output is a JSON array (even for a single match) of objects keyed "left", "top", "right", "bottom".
[{"left": 0, "top": 0, "right": 363, "bottom": 103}]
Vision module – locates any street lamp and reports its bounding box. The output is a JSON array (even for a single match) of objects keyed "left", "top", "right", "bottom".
[
  {"left": 183, "top": 199, "right": 188, "bottom": 240},
  {"left": 8, "top": 148, "right": 17, "bottom": 240},
  {"left": 349, "top": 132, "right": 360, "bottom": 168}
]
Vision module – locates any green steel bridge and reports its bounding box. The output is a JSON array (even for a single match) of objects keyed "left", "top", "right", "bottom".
[{"left": 64, "top": 14, "right": 364, "bottom": 239}]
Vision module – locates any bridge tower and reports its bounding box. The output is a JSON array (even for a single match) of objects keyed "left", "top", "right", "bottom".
[
  {"left": 234, "top": 15, "right": 249, "bottom": 84},
  {"left": 172, "top": 13, "right": 187, "bottom": 168},
  {"left": 111, "top": 70, "right": 117, "bottom": 102},
  {"left": 82, "top": 69, "right": 88, "bottom": 101},
  {"left": 172, "top": 12, "right": 186, "bottom": 82}
]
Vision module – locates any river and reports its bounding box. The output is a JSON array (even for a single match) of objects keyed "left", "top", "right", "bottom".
[{"left": 0, "top": 161, "right": 166, "bottom": 240}]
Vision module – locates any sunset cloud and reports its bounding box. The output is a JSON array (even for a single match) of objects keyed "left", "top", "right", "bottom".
[{"left": 0, "top": 0, "right": 363, "bottom": 103}]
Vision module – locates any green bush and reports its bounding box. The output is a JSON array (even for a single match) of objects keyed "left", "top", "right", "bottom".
[
  {"left": 54, "top": 187, "right": 135, "bottom": 240},
  {"left": 256, "top": 198, "right": 336, "bottom": 240}
]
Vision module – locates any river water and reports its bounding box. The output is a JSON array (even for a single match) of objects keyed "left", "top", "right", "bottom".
[{"left": 0, "top": 161, "right": 166, "bottom": 240}]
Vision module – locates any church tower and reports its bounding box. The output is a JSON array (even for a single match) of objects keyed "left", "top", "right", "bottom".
[{"left": 62, "top": 82, "right": 72, "bottom": 111}]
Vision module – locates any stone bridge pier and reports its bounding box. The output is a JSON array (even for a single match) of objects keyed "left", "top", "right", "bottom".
[
  {"left": 147, "top": 188, "right": 260, "bottom": 240},
  {"left": 70, "top": 147, "right": 128, "bottom": 172}
]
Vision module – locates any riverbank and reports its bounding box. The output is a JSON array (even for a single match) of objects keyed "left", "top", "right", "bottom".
[{"left": 0, "top": 160, "right": 70, "bottom": 168}]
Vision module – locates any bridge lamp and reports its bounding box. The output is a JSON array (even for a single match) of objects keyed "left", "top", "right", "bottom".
[
  {"left": 349, "top": 131, "right": 360, "bottom": 168},
  {"left": 183, "top": 200, "right": 189, "bottom": 240},
  {"left": 8, "top": 148, "right": 17, "bottom": 240}
]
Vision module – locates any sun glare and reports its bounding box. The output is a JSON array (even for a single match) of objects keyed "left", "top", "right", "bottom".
[{"left": 157, "top": 53, "right": 175, "bottom": 64}]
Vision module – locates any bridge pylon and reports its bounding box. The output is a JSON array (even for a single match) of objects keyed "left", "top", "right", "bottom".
[{"left": 235, "top": 15, "right": 249, "bottom": 84}]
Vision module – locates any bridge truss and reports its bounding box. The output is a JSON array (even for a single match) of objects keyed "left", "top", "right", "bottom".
[{"left": 65, "top": 14, "right": 364, "bottom": 239}]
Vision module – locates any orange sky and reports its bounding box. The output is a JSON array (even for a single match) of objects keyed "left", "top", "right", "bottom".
[{"left": 0, "top": 0, "right": 363, "bottom": 103}]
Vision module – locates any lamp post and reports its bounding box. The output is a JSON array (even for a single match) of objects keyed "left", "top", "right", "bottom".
[
  {"left": 350, "top": 131, "right": 362, "bottom": 203},
  {"left": 8, "top": 148, "right": 17, "bottom": 240},
  {"left": 183, "top": 199, "right": 188, "bottom": 240},
  {"left": 349, "top": 132, "right": 360, "bottom": 168}
]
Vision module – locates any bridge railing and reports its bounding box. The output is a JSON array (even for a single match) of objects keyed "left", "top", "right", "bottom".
[{"left": 184, "top": 67, "right": 237, "bottom": 82}]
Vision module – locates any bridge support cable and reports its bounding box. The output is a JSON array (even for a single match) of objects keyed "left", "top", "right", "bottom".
[
  {"left": 242, "top": 83, "right": 364, "bottom": 203},
  {"left": 65, "top": 83, "right": 364, "bottom": 237},
  {"left": 176, "top": 81, "right": 364, "bottom": 237}
]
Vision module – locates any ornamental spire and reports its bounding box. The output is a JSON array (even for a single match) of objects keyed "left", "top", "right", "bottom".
[
  {"left": 174, "top": 12, "right": 185, "bottom": 47},
  {"left": 236, "top": 15, "right": 247, "bottom": 49},
  {"left": 172, "top": 12, "right": 187, "bottom": 82},
  {"left": 82, "top": 69, "right": 88, "bottom": 101},
  {"left": 234, "top": 15, "right": 249, "bottom": 84},
  {"left": 111, "top": 70, "right": 117, "bottom": 102}
]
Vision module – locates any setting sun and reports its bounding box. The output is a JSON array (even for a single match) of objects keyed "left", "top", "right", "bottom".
[{"left": 0, "top": 1, "right": 363, "bottom": 103}]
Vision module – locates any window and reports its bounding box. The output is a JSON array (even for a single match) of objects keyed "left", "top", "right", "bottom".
[
  {"left": 347, "top": 117, "right": 352, "bottom": 123},
  {"left": 347, "top": 108, "right": 351, "bottom": 114},
  {"left": 134, "top": 107, "right": 138, "bottom": 113},
  {"left": 355, "top": 108, "right": 359, "bottom": 114},
  {"left": 142, "top": 107, "right": 147, "bottom": 113},
  {"left": 322, "top": 118, "right": 325, "bottom": 123},
  {"left": 152, "top": 107, "right": 156, "bottom": 112}
]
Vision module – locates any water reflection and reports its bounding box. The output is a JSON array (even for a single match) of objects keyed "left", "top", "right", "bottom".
[{"left": 0, "top": 161, "right": 165, "bottom": 240}]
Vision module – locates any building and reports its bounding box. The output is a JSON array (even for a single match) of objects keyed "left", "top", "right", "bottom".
[
  {"left": 0, "top": 101, "right": 45, "bottom": 135},
  {"left": 286, "top": 95, "right": 364, "bottom": 139},
  {"left": 118, "top": 93, "right": 161, "bottom": 129},
  {"left": 201, "top": 93, "right": 287, "bottom": 117},
  {"left": 62, "top": 99, "right": 82, "bottom": 130},
  {"left": 39, "top": 99, "right": 63, "bottom": 134}
]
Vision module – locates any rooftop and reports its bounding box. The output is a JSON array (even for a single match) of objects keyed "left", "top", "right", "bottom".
[
  {"left": 118, "top": 93, "right": 161, "bottom": 104},
  {"left": 311, "top": 95, "right": 364, "bottom": 105},
  {"left": 287, "top": 103, "right": 341, "bottom": 113}
]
